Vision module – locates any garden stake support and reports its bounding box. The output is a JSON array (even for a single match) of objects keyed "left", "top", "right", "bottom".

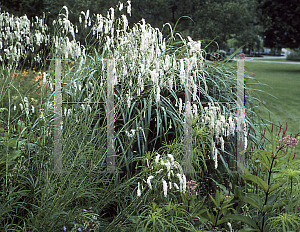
[
  {"left": 236, "top": 59, "right": 245, "bottom": 174},
  {"left": 46, "top": 58, "right": 70, "bottom": 174},
  {"left": 47, "top": 58, "right": 123, "bottom": 174}
]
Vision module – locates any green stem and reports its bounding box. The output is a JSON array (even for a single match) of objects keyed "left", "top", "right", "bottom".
[
  {"left": 290, "top": 177, "right": 292, "bottom": 195},
  {"left": 261, "top": 156, "right": 276, "bottom": 232}
]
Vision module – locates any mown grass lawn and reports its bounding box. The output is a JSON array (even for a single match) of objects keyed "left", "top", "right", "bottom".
[
  {"left": 251, "top": 58, "right": 300, "bottom": 62},
  {"left": 243, "top": 61, "right": 300, "bottom": 158}
]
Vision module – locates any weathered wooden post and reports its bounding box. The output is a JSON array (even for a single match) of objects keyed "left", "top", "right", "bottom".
[
  {"left": 183, "top": 58, "right": 193, "bottom": 174},
  {"left": 47, "top": 58, "right": 70, "bottom": 174},
  {"left": 104, "top": 59, "right": 117, "bottom": 173},
  {"left": 236, "top": 59, "right": 245, "bottom": 174}
]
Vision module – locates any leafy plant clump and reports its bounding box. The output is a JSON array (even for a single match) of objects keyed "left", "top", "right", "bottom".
[{"left": 0, "top": 0, "right": 294, "bottom": 231}]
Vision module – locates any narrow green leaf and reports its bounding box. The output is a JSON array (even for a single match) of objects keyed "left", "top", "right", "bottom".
[
  {"left": 263, "top": 204, "right": 273, "bottom": 212},
  {"left": 206, "top": 211, "right": 215, "bottom": 223},
  {"left": 268, "top": 183, "right": 283, "bottom": 194},
  {"left": 239, "top": 196, "right": 261, "bottom": 211},
  {"left": 259, "top": 151, "right": 270, "bottom": 170},
  {"left": 239, "top": 227, "right": 260, "bottom": 232},
  {"left": 209, "top": 193, "right": 219, "bottom": 208},
  {"left": 242, "top": 173, "right": 269, "bottom": 192},
  {"left": 246, "top": 193, "right": 263, "bottom": 209}
]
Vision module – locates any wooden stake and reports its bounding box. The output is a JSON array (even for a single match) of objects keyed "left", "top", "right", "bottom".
[{"left": 237, "top": 59, "right": 245, "bottom": 174}]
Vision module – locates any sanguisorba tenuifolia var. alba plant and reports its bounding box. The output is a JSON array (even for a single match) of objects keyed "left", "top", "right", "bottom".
[{"left": 0, "top": 0, "right": 272, "bottom": 231}]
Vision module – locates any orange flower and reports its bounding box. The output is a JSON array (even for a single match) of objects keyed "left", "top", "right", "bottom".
[{"left": 34, "top": 75, "right": 42, "bottom": 81}]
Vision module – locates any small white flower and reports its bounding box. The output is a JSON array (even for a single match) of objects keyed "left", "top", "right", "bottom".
[
  {"left": 162, "top": 179, "right": 168, "bottom": 198},
  {"left": 31, "top": 105, "right": 34, "bottom": 113},
  {"left": 147, "top": 176, "right": 154, "bottom": 190},
  {"left": 169, "top": 181, "right": 172, "bottom": 189},
  {"left": 14, "top": 105, "right": 16, "bottom": 111},
  {"left": 19, "top": 103, "right": 23, "bottom": 111},
  {"left": 78, "top": 84, "right": 82, "bottom": 91}
]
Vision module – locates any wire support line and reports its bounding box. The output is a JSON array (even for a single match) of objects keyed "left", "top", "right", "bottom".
[{"left": 62, "top": 102, "right": 106, "bottom": 104}]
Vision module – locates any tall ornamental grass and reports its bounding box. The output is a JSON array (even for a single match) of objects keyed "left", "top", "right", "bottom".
[{"left": 1, "top": 1, "right": 299, "bottom": 231}]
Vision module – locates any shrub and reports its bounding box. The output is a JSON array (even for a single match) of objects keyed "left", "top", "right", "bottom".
[{"left": 286, "top": 51, "right": 300, "bottom": 61}]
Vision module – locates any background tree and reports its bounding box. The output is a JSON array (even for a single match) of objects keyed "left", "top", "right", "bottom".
[
  {"left": 1, "top": 0, "right": 263, "bottom": 54},
  {"left": 0, "top": 0, "right": 44, "bottom": 19},
  {"left": 258, "top": 0, "right": 300, "bottom": 51}
]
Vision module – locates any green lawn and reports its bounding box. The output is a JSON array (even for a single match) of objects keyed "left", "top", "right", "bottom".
[
  {"left": 242, "top": 61, "right": 300, "bottom": 158},
  {"left": 250, "top": 59, "right": 300, "bottom": 62}
]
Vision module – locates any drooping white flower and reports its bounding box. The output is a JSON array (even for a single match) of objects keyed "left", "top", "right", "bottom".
[
  {"left": 164, "top": 160, "right": 171, "bottom": 172},
  {"left": 137, "top": 182, "right": 141, "bottom": 197},
  {"left": 156, "top": 169, "right": 163, "bottom": 174},
  {"left": 19, "top": 103, "right": 23, "bottom": 111},
  {"left": 31, "top": 105, "right": 34, "bottom": 113},
  {"left": 176, "top": 173, "right": 183, "bottom": 192},
  {"left": 179, "top": 98, "right": 182, "bottom": 114},
  {"left": 119, "top": 3, "right": 123, "bottom": 11},
  {"left": 14, "top": 105, "right": 16, "bottom": 111},
  {"left": 227, "top": 222, "right": 233, "bottom": 232},
  {"left": 193, "top": 104, "right": 198, "bottom": 117},
  {"left": 169, "top": 181, "right": 172, "bottom": 189},
  {"left": 156, "top": 85, "right": 160, "bottom": 102},
  {"left": 162, "top": 179, "right": 168, "bottom": 197},
  {"left": 155, "top": 154, "right": 160, "bottom": 164},
  {"left": 127, "top": 0, "right": 131, "bottom": 16},
  {"left": 220, "top": 136, "right": 224, "bottom": 152},
  {"left": 87, "top": 105, "right": 92, "bottom": 113},
  {"left": 167, "top": 154, "right": 174, "bottom": 164},
  {"left": 182, "top": 174, "right": 186, "bottom": 193},
  {"left": 173, "top": 183, "right": 179, "bottom": 190},
  {"left": 147, "top": 176, "right": 154, "bottom": 190},
  {"left": 214, "top": 145, "right": 218, "bottom": 169}
]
